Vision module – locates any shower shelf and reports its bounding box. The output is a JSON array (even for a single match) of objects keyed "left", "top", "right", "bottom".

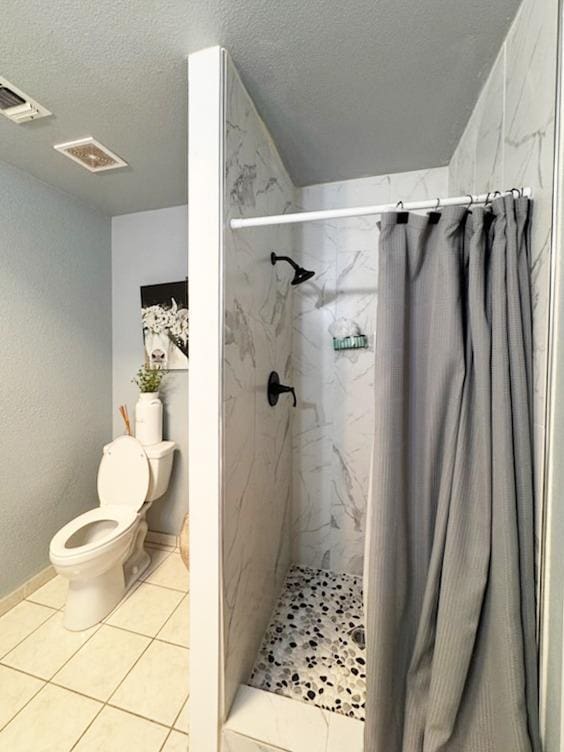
[{"left": 332, "top": 335, "right": 369, "bottom": 351}]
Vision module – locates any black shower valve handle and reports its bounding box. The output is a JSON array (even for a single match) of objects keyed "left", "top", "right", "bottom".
[
  {"left": 267, "top": 371, "right": 297, "bottom": 407},
  {"left": 276, "top": 383, "right": 297, "bottom": 407}
]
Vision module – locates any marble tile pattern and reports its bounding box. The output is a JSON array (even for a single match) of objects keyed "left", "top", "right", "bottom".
[
  {"left": 292, "top": 168, "right": 448, "bottom": 574},
  {"left": 225, "top": 685, "right": 364, "bottom": 752},
  {"left": 448, "top": 0, "right": 558, "bottom": 576},
  {"left": 249, "top": 565, "right": 366, "bottom": 720},
  {"left": 222, "top": 58, "right": 295, "bottom": 711},
  {"left": 223, "top": 729, "right": 290, "bottom": 752}
]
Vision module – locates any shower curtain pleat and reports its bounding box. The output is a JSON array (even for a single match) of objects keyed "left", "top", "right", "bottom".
[{"left": 364, "top": 196, "right": 540, "bottom": 752}]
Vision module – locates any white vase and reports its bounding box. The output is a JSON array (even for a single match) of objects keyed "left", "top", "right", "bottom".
[{"left": 135, "top": 392, "right": 163, "bottom": 446}]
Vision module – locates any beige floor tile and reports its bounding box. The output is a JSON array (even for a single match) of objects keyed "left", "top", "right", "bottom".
[
  {"left": 0, "top": 684, "right": 101, "bottom": 752},
  {"left": 162, "top": 730, "right": 189, "bottom": 751},
  {"left": 102, "top": 581, "right": 142, "bottom": 623},
  {"left": 174, "top": 696, "right": 190, "bottom": 733},
  {"left": 0, "top": 601, "right": 55, "bottom": 658},
  {"left": 145, "top": 553, "right": 188, "bottom": 592},
  {"left": 157, "top": 595, "right": 189, "bottom": 647},
  {"left": 141, "top": 548, "right": 173, "bottom": 580},
  {"left": 106, "top": 582, "right": 184, "bottom": 637},
  {"left": 110, "top": 640, "right": 189, "bottom": 726},
  {"left": 0, "top": 665, "right": 45, "bottom": 730},
  {"left": 2, "top": 611, "right": 98, "bottom": 679},
  {"left": 53, "top": 625, "right": 150, "bottom": 700},
  {"left": 27, "top": 575, "right": 68, "bottom": 610},
  {"left": 73, "top": 706, "right": 168, "bottom": 752}
]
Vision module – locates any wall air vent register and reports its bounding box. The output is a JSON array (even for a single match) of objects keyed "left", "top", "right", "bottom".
[{"left": 0, "top": 77, "right": 51, "bottom": 123}]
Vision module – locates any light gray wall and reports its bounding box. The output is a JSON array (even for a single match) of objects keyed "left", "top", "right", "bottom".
[
  {"left": 0, "top": 159, "right": 112, "bottom": 598},
  {"left": 111, "top": 205, "right": 188, "bottom": 535}
]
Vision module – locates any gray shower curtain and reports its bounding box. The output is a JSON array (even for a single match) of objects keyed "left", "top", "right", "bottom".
[{"left": 365, "top": 196, "right": 540, "bottom": 752}]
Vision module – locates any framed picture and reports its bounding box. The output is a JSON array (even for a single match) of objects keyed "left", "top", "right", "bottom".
[{"left": 140, "top": 280, "right": 189, "bottom": 370}]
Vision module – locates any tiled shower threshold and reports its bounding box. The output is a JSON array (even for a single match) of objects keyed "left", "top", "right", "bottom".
[{"left": 225, "top": 685, "right": 364, "bottom": 752}]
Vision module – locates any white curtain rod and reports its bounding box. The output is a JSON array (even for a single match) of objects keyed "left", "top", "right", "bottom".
[{"left": 230, "top": 187, "right": 533, "bottom": 229}]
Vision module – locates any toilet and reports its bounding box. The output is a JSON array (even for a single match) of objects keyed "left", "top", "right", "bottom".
[{"left": 50, "top": 435, "right": 176, "bottom": 631}]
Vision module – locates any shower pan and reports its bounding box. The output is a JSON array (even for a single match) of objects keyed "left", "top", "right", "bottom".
[{"left": 249, "top": 565, "right": 366, "bottom": 720}]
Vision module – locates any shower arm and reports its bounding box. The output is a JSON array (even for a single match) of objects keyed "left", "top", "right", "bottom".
[{"left": 271, "top": 253, "right": 300, "bottom": 272}]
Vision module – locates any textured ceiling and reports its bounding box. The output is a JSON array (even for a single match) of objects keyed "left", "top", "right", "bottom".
[{"left": 1, "top": 0, "right": 522, "bottom": 216}]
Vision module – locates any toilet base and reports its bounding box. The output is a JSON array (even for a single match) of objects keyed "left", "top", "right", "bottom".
[
  {"left": 64, "top": 565, "right": 126, "bottom": 631},
  {"left": 124, "top": 518, "right": 150, "bottom": 588},
  {"left": 62, "top": 519, "right": 151, "bottom": 631}
]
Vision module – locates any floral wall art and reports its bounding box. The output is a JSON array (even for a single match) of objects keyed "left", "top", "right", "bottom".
[{"left": 140, "top": 280, "right": 189, "bottom": 370}]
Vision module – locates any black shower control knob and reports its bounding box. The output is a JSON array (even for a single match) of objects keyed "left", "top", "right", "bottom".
[{"left": 267, "top": 371, "right": 297, "bottom": 407}]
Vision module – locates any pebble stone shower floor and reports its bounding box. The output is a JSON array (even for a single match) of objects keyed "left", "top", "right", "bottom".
[{"left": 249, "top": 565, "right": 366, "bottom": 721}]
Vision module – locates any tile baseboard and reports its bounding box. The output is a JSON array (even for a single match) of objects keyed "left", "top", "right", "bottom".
[
  {"left": 146, "top": 530, "right": 179, "bottom": 550},
  {"left": 0, "top": 565, "right": 56, "bottom": 618}
]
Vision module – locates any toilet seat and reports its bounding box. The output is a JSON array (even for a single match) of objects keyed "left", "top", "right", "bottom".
[
  {"left": 50, "top": 506, "right": 137, "bottom": 565},
  {"left": 98, "top": 435, "right": 150, "bottom": 511}
]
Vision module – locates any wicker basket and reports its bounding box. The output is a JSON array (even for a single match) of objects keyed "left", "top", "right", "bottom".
[{"left": 180, "top": 513, "right": 189, "bottom": 570}]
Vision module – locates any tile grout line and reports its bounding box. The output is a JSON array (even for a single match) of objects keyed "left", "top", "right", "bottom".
[
  {"left": 6, "top": 616, "right": 103, "bottom": 678},
  {"left": 0, "top": 638, "right": 190, "bottom": 745},
  {"left": 104, "top": 632, "right": 189, "bottom": 729},
  {"left": 156, "top": 592, "right": 189, "bottom": 642},
  {"left": 68, "top": 624, "right": 190, "bottom": 749},
  {"left": 68, "top": 631, "right": 163, "bottom": 751},
  {"left": 0, "top": 669, "right": 46, "bottom": 734},
  {"left": 17, "top": 586, "right": 188, "bottom": 657},
  {"left": 136, "top": 580, "right": 189, "bottom": 594},
  {"left": 170, "top": 690, "right": 190, "bottom": 732},
  {"left": 0, "top": 605, "right": 57, "bottom": 662},
  {"left": 0, "top": 614, "right": 106, "bottom": 739},
  {"left": 0, "top": 550, "right": 189, "bottom": 745}
]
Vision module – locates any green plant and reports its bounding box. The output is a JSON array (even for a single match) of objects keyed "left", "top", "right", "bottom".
[{"left": 132, "top": 365, "right": 167, "bottom": 393}]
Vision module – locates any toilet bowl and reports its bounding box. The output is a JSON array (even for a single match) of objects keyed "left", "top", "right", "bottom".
[{"left": 50, "top": 435, "right": 176, "bottom": 631}]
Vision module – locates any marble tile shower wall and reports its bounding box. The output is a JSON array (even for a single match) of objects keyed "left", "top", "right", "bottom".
[
  {"left": 449, "top": 0, "right": 558, "bottom": 557},
  {"left": 292, "top": 167, "right": 449, "bottom": 575},
  {"left": 222, "top": 57, "right": 295, "bottom": 712}
]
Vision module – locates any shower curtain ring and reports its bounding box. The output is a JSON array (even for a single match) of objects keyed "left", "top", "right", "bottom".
[
  {"left": 510, "top": 187, "right": 522, "bottom": 198},
  {"left": 435, "top": 197, "right": 440, "bottom": 210},
  {"left": 396, "top": 200, "right": 404, "bottom": 209},
  {"left": 466, "top": 194, "right": 474, "bottom": 209},
  {"left": 485, "top": 192, "right": 492, "bottom": 205}
]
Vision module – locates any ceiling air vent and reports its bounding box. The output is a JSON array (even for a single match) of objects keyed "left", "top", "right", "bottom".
[
  {"left": 54, "top": 137, "right": 128, "bottom": 173},
  {"left": 0, "top": 77, "right": 51, "bottom": 123}
]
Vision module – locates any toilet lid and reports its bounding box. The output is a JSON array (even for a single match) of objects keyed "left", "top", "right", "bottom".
[{"left": 97, "top": 435, "right": 150, "bottom": 511}]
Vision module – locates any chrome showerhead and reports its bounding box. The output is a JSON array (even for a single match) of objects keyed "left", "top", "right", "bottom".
[{"left": 270, "top": 252, "right": 315, "bottom": 286}]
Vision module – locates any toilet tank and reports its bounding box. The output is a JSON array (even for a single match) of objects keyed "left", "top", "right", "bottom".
[{"left": 144, "top": 441, "right": 177, "bottom": 501}]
